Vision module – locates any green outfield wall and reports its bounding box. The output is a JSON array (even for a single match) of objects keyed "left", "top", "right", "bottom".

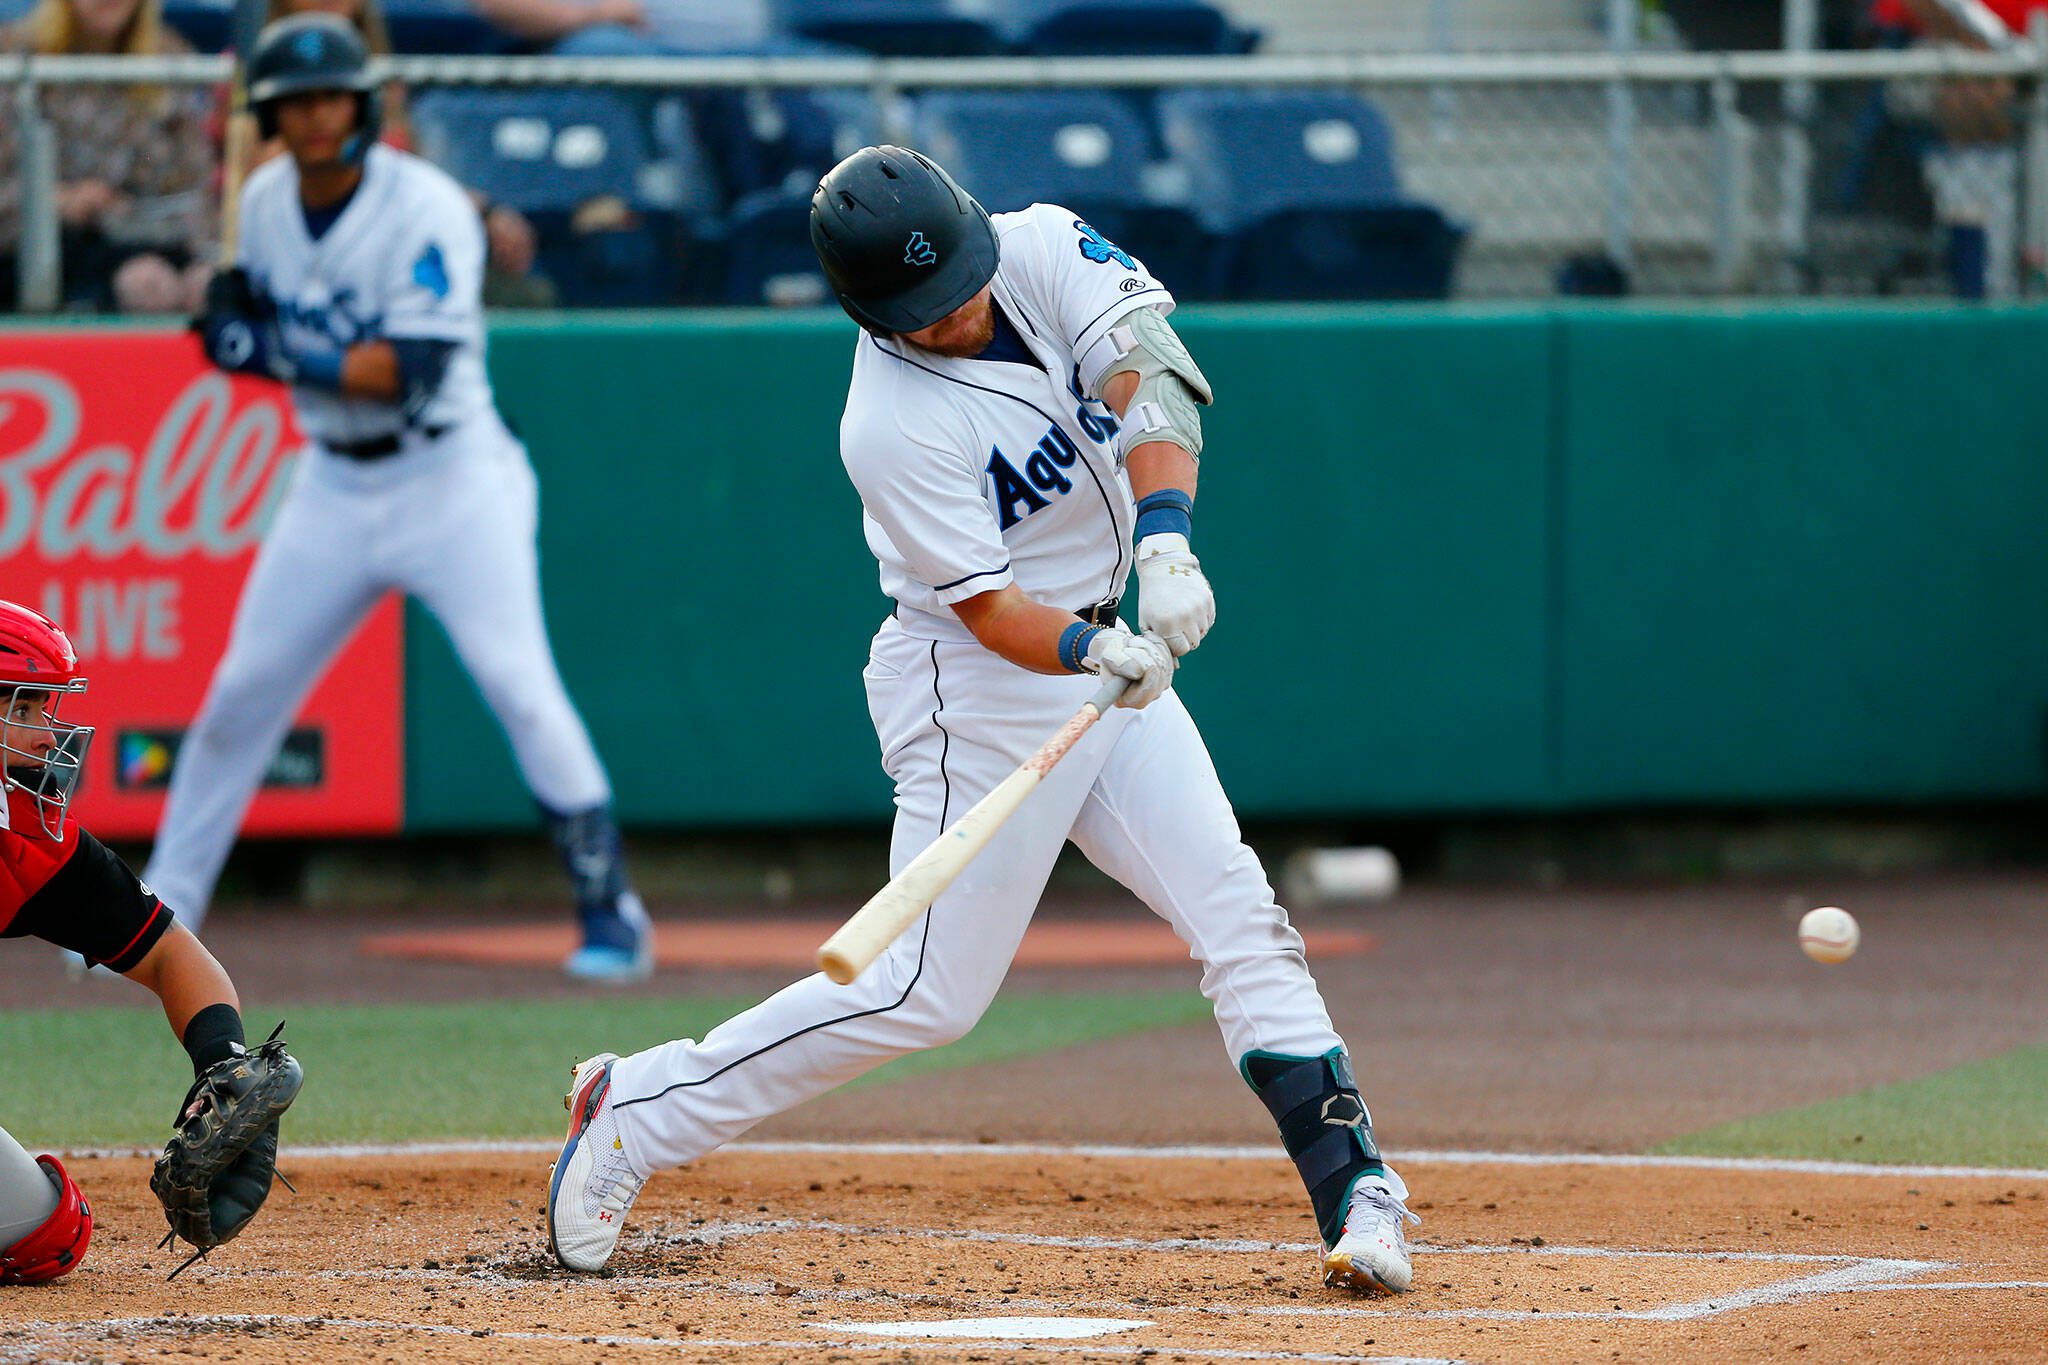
[{"left": 402, "top": 304, "right": 2048, "bottom": 830}]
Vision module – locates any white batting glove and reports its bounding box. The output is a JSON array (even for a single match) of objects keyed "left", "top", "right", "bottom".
[
  {"left": 1083, "top": 626, "right": 1176, "bottom": 710},
  {"left": 1135, "top": 533, "right": 1216, "bottom": 657}
]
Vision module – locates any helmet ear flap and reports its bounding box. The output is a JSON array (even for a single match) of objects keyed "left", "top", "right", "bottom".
[{"left": 254, "top": 101, "right": 279, "bottom": 140}]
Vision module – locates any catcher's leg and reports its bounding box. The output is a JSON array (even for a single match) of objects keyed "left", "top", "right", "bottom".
[{"left": 0, "top": 1123, "right": 90, "bottom": 1284}]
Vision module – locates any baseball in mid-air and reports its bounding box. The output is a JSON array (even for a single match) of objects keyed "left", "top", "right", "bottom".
[{"left": 1798, "top": 906, "right": 1860, "bottom": 964}]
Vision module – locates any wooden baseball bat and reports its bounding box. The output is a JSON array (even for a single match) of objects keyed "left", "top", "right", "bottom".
[
  {"left": 218, "top": 0, "right": 269, "bottom": 267},
  {"left": 817, "top": 674, "right": 1129, "bottom": 986}
]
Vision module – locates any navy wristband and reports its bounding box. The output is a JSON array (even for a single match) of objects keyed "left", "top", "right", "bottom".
[
  {"left": 1134, "top": 488, "right": 1194, "bottom": 542},
  {"left": 1058, "top": 621, "right": 1105, "bottom": 673},
  {"left": 292, "top": 346, "right": 345, "bottom": 391}
]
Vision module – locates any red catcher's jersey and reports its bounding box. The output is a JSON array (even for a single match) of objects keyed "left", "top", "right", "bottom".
[{"left": 0, "top": 789, "right": 78, "bottom": 930}]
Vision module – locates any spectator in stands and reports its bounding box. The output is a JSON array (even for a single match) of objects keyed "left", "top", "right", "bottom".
[
  {"left": 470, "top": 0, "right": 767, "bottom": 58},
  {"left": 0, "top": 0, "right": 217, "bottom": 313},
  {"left": 1870, "top": 0, "right": 2046, "bottom": 296}
]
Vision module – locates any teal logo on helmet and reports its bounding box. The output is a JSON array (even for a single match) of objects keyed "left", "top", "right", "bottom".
[
  {"left": 903, "top": 231, "right": 937, "bottom": 267},
  {"left": 292, "top": 29, "right": 325, "bottom": 62}
]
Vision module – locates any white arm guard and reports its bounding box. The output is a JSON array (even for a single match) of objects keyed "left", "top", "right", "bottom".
[{"left": 1086, "top": 306, "right": 1214, "bottom": 461}]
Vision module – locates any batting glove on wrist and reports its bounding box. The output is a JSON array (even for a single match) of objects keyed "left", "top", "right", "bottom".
[
  {"left": 1083, "top": 626, "right": 1175, "bottom": 709},
  {"left": 1136, "top": 532, "right": 1215, "bottom": 657},
  {"left": 197, "top": 312, "right": 296, "bottom": 382}
]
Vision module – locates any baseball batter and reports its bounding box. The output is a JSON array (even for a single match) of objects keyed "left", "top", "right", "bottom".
[
  {"left": 546, "top": 147, "right": 1418, "bottom": 1295},
  {"left": 162, "top": 13, "right": 651, "bottom": 980}
]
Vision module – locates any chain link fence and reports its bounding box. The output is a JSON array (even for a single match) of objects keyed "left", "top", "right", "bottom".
[{"left": 6, "top": 47, "right": 2047, "bottom": 309}]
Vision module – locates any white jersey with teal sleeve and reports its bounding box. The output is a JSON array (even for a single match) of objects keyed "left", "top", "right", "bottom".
[
  {"left": 236, "top": 144, "right": 493, "bottom": 447},
  {"left": 838, "top": 203, "right": 1177, "bottom": 628}
]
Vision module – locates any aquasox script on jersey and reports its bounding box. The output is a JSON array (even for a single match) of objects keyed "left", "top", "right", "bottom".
[{"left": 1, "top": 364, "right": 299, "bottom": 661}]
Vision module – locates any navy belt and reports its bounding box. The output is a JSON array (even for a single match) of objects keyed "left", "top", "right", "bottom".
[
  {"left": 1074, "top": 597, "right": 1120, "bottom": 626},
  {"left": 327, "top": 425, "right": 451, "bottom": 461}
]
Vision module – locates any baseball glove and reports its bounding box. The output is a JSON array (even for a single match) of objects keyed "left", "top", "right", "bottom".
[{"left": 150, "top": 1021, "right": 303, "bottom": 1274}]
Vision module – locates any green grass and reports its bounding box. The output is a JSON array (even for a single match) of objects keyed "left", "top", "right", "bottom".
[
  {"left": 1655, "top": 1043, "right": 2048, "bottom": 1169},
  {"left": 0, "top": 989, "right": 1212, "bottom": 1149}
]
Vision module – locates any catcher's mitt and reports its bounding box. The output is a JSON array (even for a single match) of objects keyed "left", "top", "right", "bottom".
[{"left": 150, "top": 1021, "right": 302, "bottom": 1274}]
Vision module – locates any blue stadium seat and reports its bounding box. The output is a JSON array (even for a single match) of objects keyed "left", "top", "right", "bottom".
[
  {"left": 412, "top": 88, "right": 658, "bottom": 213},
  {"left": 993, "top": 0, "right": 1254, "bottom": 56},
  {"left": 772, "top": 0, "right": 1001, "bottom": 56},
  {"left": 413, "top": 88, "right": 683, "bottom": 304},
  {"left": 162, "top": 0, "right": 230, "bottom": 51},
  {"left": 716, "top": 186, "right": 834, "bottom": 307},
  {"left": 1157, "top": 88, "right": 1465, "bottom": 299},
  {"left": 381, "top": 0, "right": 500, "bottom": 54},
  {"left": 913, "top": 89, "right": 1214, "bottom": 294},
  {"left": 0, "top": 0, "right": 32, "bottom": 21}
]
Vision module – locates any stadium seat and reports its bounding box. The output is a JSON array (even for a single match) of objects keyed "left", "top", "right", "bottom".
[
  {"left": 413, "top": 88, "right": 683, "bottom": 304},
  {"left": 0, "top": 0, "right": 31, "bottom": 21},
  {"left": 381, "top": 0, "right": 500, "bottom": 54},
  {"left": 772, "top": 0, "right": 1001, "bottom": 56},
  {"left": 716, "top": 186, "right": 834, "bottom": 307},
  {"left": 1157, "top": 88, "right": 1466, "bottom": 300},
  {"left": 993, "top": 0, "right": 1255, "bottom": 57},
  {"left": 912, "top": 89, "right": 1214, "bottom": 295},
  {"left": 162, "top": 0, "right": 230, "bottom": 51}
]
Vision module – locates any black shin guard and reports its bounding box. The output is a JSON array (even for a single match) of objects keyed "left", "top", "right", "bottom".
[{"left": 1242, "top": 1048, "right": 1385, "bottom": 1246}]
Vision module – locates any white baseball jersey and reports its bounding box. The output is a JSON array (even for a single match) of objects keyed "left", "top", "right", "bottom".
[
  {"left": 237, "top": 144, "right": 493, "bottom": 446},
  {"left": 840, "top": 203, "right": 1176, "bottom": 628},
  {"left": 147, "top": 145, "right": 614, "bottom": 928}
]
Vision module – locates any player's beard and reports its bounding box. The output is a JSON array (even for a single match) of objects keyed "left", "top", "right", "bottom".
[{"left": 907, "top": 300, "right": 997, "bottom": 358}]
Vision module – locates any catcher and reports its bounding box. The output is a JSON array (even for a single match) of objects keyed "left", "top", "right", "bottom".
[{"left": 0, "top": 601, "right": 301, "bottom": 1285}]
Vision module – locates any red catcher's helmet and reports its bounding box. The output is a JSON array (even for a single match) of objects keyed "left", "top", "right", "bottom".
[
  {"left": 0, "top": 1155, "right": 93, "bottom": 1284},
  {"left": 0, "top": 600, "right": 93, "bottom": 841}
]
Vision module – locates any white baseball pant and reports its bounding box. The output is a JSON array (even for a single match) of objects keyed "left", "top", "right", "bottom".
[{"left": 607, "top": 616, "right": 1344, "bottom": 1176}]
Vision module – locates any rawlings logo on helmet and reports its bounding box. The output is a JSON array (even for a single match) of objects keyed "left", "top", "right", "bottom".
[{"left": 903, "top": 231, "right": 938, "bottom": 267}]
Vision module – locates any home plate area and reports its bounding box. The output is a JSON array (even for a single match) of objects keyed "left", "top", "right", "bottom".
[{"left": 7, "top": 1147, "right": 2046, "bottom": 1363}]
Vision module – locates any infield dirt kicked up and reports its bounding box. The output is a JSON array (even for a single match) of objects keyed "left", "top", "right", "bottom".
[{"left": 7, "top": 1145, "right": 2045, "bottom": 1364}]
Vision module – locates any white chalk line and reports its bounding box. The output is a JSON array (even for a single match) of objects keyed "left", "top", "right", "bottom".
[
  {"left": 53, "top": 1137, "right": 2048, "bottom": 1181},
  {"left": 1, "top": 1314, "right": 1463, "bottom": 1365},
  {"left": 151, "top": 1218, "right": 2002, "bottom": 1328}
]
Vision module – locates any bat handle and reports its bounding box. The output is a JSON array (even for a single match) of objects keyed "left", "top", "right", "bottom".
[{"left": 1086, "top": 673, "right": 1130, "bottom": 713}]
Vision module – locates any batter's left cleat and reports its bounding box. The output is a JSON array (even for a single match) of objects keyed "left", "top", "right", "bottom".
[
  {"left": 1322, "top": 1170, "right": 1420, "bottom": 1295},
  {"left": 547, "top": 1053, "right": 646, "bottom": 1272},
  {"left": 564, "top": 892, "right": 654, "bottom": 982}
]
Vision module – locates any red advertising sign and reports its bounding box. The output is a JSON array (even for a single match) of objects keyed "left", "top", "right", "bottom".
[{"left": 1, "top": 331, "right": 402, "bottom": 839}]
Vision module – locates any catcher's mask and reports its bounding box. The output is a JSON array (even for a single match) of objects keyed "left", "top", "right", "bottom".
[{"left": 0, "top": 600, "right": 93, "bottom": 841}]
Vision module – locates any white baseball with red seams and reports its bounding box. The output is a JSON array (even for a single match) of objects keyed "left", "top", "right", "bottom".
[{"left": 1799, "top": 906, "right": 1860, "bottom": 964}]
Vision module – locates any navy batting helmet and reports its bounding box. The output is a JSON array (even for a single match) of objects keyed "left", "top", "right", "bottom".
[
  {"left": 247, "top": 13, "right": 381, "bottom": 162},
  {"left": 810, "top": 146, "right": 999, "bottom": 335}
]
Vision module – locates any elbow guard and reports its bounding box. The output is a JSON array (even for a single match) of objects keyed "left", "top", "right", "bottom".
[
  {"left": 1091, "top": 306, "right": 1213, "bottom": 462},
  {"left": 391, "top": 338, "right": 457, "bottom": 420}
]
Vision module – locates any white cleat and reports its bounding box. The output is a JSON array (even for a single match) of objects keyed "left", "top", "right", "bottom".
[
  {"left": 546, "top": 1053, "right": 646, "bottom": 1272},
  {"left": 1322, "top": 1169, "right": 1420, "bottom": 1295}
]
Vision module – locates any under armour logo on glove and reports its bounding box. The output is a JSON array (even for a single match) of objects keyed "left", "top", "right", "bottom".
[{"left": 904, "top": 231, "right": 938, "bottom": 266}]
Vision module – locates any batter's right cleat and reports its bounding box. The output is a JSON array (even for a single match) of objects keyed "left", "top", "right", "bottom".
[
  {"left": 564, "top": 892, "right": 654, "bottom": 983},
  {"left": 546, "top": 1053, "right": 646, "bottom": 1272},
  {"left": 1322, "top": 1170, "right": 1420, "bottom": 1295}
]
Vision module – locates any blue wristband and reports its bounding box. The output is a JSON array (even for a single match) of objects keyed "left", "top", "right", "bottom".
[
  {"left": 1058, "top": 621, "right": 1105, "bottom": 674},
  {"left": 1133, "top": 488, "right": 1194, "bottom": 542},
  {"left": 291, "top": 346, "right": 344, "bottom": 391}
]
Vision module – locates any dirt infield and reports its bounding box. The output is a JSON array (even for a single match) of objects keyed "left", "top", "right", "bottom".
[{"left": 8, "top": 1147, "right": 2046, "bottom": 1364}]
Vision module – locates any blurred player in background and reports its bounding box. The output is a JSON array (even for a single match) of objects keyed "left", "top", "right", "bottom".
[
  {"left": 1, "top": 602, "right": 294, "bottom": 1283},
  {"left": 160, "top": 12, "right": 652, "bottom": 980},
  {"left": 544, "top": 147, "right": 1419, "bottom": 1297}
]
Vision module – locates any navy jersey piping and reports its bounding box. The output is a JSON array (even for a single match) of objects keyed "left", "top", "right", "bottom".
[
  {"left": 613, "top": 641, "right": 952, "bottom": 1111},
  {"left": 870, "top": 336, "right": 1129, "bottom": 609}
]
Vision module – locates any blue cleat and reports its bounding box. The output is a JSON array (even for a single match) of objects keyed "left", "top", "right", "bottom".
[{"left": 563, "top": 891, "right": 653, "bottom": 982}]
